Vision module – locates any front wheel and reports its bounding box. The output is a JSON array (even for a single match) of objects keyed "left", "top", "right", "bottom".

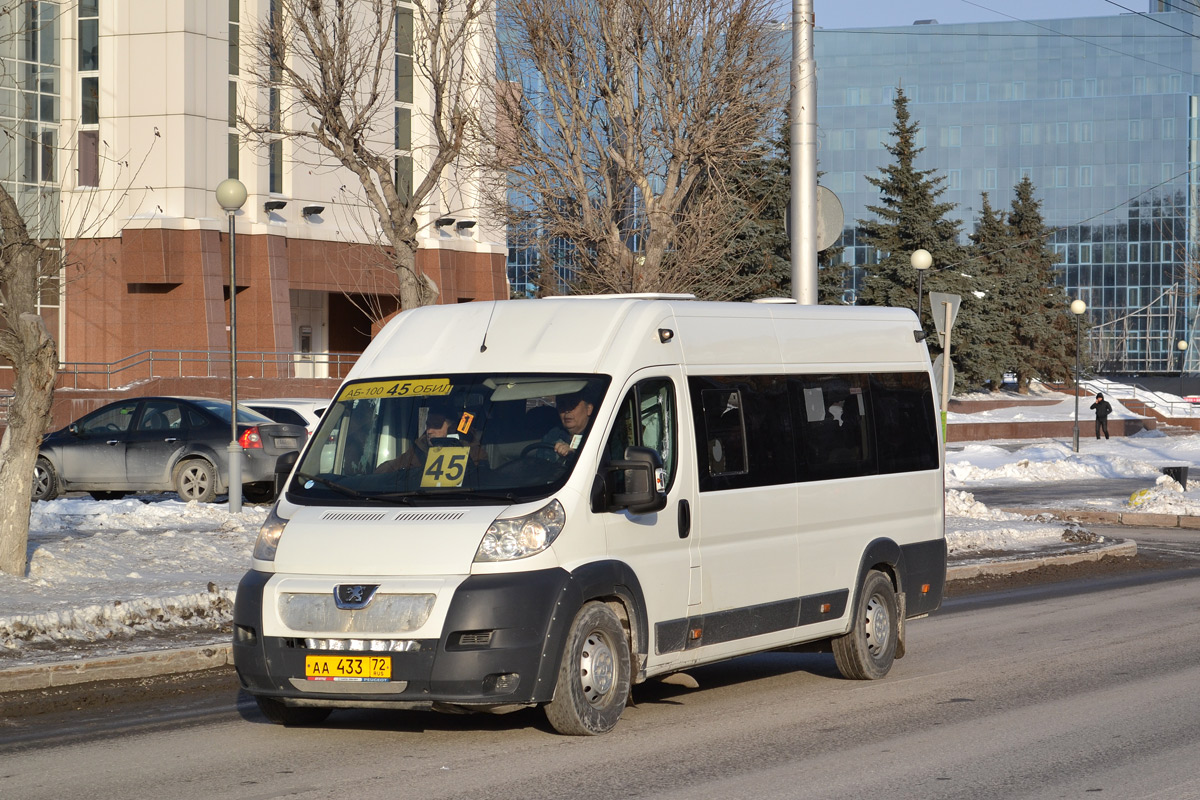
[
  {"left": 32, "top": 457, "right": 59, "bottom": 501},
  {"left": 832, "top": 570, "right": 898, "bottom": 681},
  {"left": 544, "top": 601, "right": 631, "bottom": 736},
  {"left": 255, "top": 696, "right": 331, "bottom": 727},
  {"left": 174, "top": 459, "right": 217, "bottom": 503}
]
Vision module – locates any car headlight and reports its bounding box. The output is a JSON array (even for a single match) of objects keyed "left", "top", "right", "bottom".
[
  {"left": 253, "top": 505, "right": 288, "bottom": 561},
  {"left": 475, "top": 500, "right": 566, "bottom": 562}
]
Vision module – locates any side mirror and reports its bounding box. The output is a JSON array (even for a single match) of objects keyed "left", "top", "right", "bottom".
[
  {"left": 605, "top": 446, "right": 667, "bottom": 514},
  {"left": 274, "top": 451, "right": 299, "bottom": 496},
  {"left": 69, "top": 423, "right": 81, "bottom": 436}
]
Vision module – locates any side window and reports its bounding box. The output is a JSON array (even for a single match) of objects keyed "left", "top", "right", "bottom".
[
  {"left": 702, "top": 389, "right": 746, "bottom": 476},
  {"left": 870, "top": 372, "right": 939, "bottom": 473},
  {"left": 791, "top": 374, "right": 876, "bottom": 481},
  {"left": 690, "top": 375, "right": 795, "bottom": 492},
  {"left": 80, "top": 402, "right": 139, "bottom": 435},
  {"left": 137, "top": 400, "right": 184, "bottom": 431},
  {"left": 605, "top": 378, "right": 678, "bottom": 490},
  {"left": 188, "top": 409, "right": 211, "bottom": 429}
]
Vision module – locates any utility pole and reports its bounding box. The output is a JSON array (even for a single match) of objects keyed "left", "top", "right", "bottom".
[{"left": 790, "top": 0, "right": 818, "bottom": 304}]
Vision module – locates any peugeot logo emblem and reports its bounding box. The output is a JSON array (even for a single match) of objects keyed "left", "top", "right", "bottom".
[{"left": 334, "top": 584, "right": 379, "bottom": 610}]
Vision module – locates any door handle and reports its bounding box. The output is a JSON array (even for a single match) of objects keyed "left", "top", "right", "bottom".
[
  {"left": 678, "top": 499, "right": 691, "bottom": 539},
  {"left": 106, "top": 440, "right": 119, "bottom": 446},
  {"left": 163, "top": 437, "right": 178, "bottom": 443}
]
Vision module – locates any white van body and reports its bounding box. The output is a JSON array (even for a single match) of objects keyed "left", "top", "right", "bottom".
[{"left": 233, "top": 296, "right": 946, "bottom": 734}]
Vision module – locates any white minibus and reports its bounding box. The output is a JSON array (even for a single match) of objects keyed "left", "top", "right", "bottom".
[{"left": 233, "top": 295, "right": 946, "bottom": 735}]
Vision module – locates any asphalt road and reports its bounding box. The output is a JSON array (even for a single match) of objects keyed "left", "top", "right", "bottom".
[
  {"left": 3, "top": 559, "right": 1198, "bottom": 800},
  {"left": 960, "top": 477, "right": 1158, "bottom": 508}
]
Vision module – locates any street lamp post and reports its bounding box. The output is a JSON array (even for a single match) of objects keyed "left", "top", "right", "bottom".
[
  {"left": 911, "top": 248, "right": 932, "bottom": 325},
  {"left": 1177, "top": 340, "right": 1189, "bottom": 398},
  {"left": 216, "top": 179, "right": 248, "bottom": 513},
  {"left": 1070, "top": 298, "right": 1087, "bottom": 453}
]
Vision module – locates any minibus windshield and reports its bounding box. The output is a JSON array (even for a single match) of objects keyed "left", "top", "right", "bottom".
[{"left": 287, "top": 373, "right": 612, "bottom": 505}]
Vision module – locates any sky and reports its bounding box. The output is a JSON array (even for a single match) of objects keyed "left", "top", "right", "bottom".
[
  {"left": 812, "top": 0, "right": 1132, "bottom": 30},
  {"left": 3, "top": 378, "right": 1200, "bottom": 668}
]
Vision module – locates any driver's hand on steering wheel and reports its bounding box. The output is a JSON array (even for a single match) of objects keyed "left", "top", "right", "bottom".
[{"left": 554, "top": 440, "right": 573, "bottom": 458}]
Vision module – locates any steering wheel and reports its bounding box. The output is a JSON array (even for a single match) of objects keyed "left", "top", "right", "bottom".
[
  {"left": 520, "top": 442, "right": 559, "bottom": 458},
  {"left": 105, "top": 423, "right": 121, "bottom": 432}
]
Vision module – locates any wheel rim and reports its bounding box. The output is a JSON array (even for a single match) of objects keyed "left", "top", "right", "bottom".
[
  {"left": 180, "top": 465, "right": 210, "bottom": 500},
  {"left": 578, "top": 629, "right": 616, "bottom": 706},
  {"left": 33, "top": 466, "right": 49, "bottom": 497},
  {"left": 863, "top": 593, "right": 892, "bottom": 658}
]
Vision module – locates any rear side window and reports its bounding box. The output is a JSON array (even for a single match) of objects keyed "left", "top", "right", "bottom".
[{"left": 870, "top": 372, "right": 939, "bottom": 473}]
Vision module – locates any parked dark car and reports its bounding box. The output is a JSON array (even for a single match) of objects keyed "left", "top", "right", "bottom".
[{"left": 32, "top": 396, "right": 306, "bottom": 503}]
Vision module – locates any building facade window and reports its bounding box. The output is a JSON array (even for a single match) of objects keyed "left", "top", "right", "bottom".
[
  {"left": 268, "top": 0, "right": 283, "bottom": 194},
  {"left": 77, "top": 0, "right": 98, "bottom": 187}
]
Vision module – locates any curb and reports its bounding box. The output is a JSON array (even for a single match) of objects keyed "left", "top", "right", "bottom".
[
  {"left": 1002, "top": 508, "right": 1200, "bottom": 529},
  {"left": 945, "top": 539, "right": 1138, "bottom": 580},
  {"left": 0, "top": 643, "right": 232, "bottom": 694}
]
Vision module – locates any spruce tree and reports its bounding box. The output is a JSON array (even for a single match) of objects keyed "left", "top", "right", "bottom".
[
  {"left": 1004, "top": 177, "right": 1074, "bottom": 390},
  {"left": 967, "top": 193, "right": 1020, "bottom": 389},
  {"left": 858, "top": 87, "right": 995, "bottom": 390}
]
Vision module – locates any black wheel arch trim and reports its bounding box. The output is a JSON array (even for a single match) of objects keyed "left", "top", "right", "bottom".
[{"left": 853, "top": 536, "right": 946, "bottom": 619}]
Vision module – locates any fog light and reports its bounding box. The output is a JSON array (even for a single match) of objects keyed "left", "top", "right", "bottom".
[{"left": 483, "top": 672, "right": 520, "bottom": 694}]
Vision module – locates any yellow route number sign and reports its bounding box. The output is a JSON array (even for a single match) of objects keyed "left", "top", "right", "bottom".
[
  {"left": 339, "top": 378, "right": 452, "bottom": 401},
  {"left": 420, "top": 446, "right": 471, "bottom": 487}
]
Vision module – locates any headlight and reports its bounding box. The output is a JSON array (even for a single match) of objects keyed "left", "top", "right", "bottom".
[
  {"left": 253, "top": 505, "right": 288, "bottom": 561},
  {"left": 475, "top": 500, "right": 566, "bottom": 562}
]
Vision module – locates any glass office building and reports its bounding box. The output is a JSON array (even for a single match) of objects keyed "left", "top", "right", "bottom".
[{"left": 816, "top": 7, "right": 1200, "bottom": 374}]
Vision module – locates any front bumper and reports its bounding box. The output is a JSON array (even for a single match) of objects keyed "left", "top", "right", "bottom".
[{"left": 232, "top": 568, "right": 578, "bottom": 708}]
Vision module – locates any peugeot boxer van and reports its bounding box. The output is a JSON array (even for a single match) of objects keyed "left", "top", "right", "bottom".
[{"left": 233, "top": 295, "right": 946, "bottom": 735}]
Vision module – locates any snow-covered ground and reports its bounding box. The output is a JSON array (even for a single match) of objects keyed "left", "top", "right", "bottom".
[{"left": 4, "top": 383, "right": 1199, "bottom": 664}]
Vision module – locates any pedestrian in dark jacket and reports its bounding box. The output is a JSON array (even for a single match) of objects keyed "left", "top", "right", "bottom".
[{"left": 1090, "top": 393, "right": 1113, "bottom": 440}]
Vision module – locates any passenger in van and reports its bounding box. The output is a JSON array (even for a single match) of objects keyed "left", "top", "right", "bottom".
[{"left": 540, "top": 391, "right": 595, "bottom": 460}]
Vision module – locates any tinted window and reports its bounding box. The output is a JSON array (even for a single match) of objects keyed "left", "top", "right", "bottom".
[
  {"left": 137, "top": 400, "right": 185, "bottom": 431},
  {"left": 791, "top": 374, "right": 875, "bottom": 482},
  {"left": 78, "top": 402, "right": 139, "bottom": 434},
  {"left": 689, "top": 375, "right": 794, "bottom": 492},
  {"left": 870, "top": 372, "right": 939, "bottom": 473},
  {"left": 254, "top": 407, "right": 306, "bottom": 426}
]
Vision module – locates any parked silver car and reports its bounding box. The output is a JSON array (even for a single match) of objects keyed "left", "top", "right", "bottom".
[{"left": 32, "top": 396, "right": 306, "bottom": 503}]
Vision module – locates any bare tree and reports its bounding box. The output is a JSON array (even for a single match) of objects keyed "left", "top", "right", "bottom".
[
  {"left": 241, "top": 0, "right": 492, "bottom": 314},
  {"left": 491, "top": 0, "right": 785, "bottom": 296},
  {"left": 0, "top": 185, "right": 58, "bottom": 576}
]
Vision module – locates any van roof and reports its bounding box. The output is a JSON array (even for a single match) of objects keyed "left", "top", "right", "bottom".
[{"left": 348, "top": 297, "right": 927, "bottom": 380}]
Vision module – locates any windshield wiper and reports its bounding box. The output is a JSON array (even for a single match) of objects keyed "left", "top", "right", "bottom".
[
  {"left": 371, "top": 488, "right": 519, "bottom": 505},
  {"left": 293, "top": 472, "right": 380, "bottom": 502}
]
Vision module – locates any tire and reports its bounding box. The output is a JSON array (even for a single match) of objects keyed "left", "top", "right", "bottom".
[
  {"left": 544, "top": 601, "right": 631, "bottom": 736},
  {"left": 32, "top": 457, "right": 60, "bottom": 501},
  {"left": 174, "top": 458, "right": 218, "bottom": 503},
  {"left": 833, "top": 570, "right": 899, "bottom": 681},
  {"left": 254, "top": 696, "right": 331, "bottom": 727},
  {"left": 242, "top": 482, "right": 277, "bottom": 504}
]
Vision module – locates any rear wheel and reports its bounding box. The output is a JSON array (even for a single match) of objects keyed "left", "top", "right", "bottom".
[
  {"left": 254, "top": 696, "right": 331, "bottom": 727},
  {"left": 174, "top": 459, "right": 217, "bottom": 503},
  {"left": 832, "top": 570, "right": 898, "bottom": 680},
  {"left": 32, "top": 457, "right": 59, "bottom": 501},
  {"left": 545, "top": 602, "right": 631, "bottom": 736}
]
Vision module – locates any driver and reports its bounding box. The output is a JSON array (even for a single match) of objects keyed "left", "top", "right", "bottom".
[{"left": 540, "top": 391, "right": 595, "bottom": 460}]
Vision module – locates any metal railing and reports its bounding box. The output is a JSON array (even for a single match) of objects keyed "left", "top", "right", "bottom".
[
  {"left": 53, "top": 349, "right": 361, "bottom": 391},
  {"left": 1081, "top": 377, "right": 1200, "bottom": 419}
]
